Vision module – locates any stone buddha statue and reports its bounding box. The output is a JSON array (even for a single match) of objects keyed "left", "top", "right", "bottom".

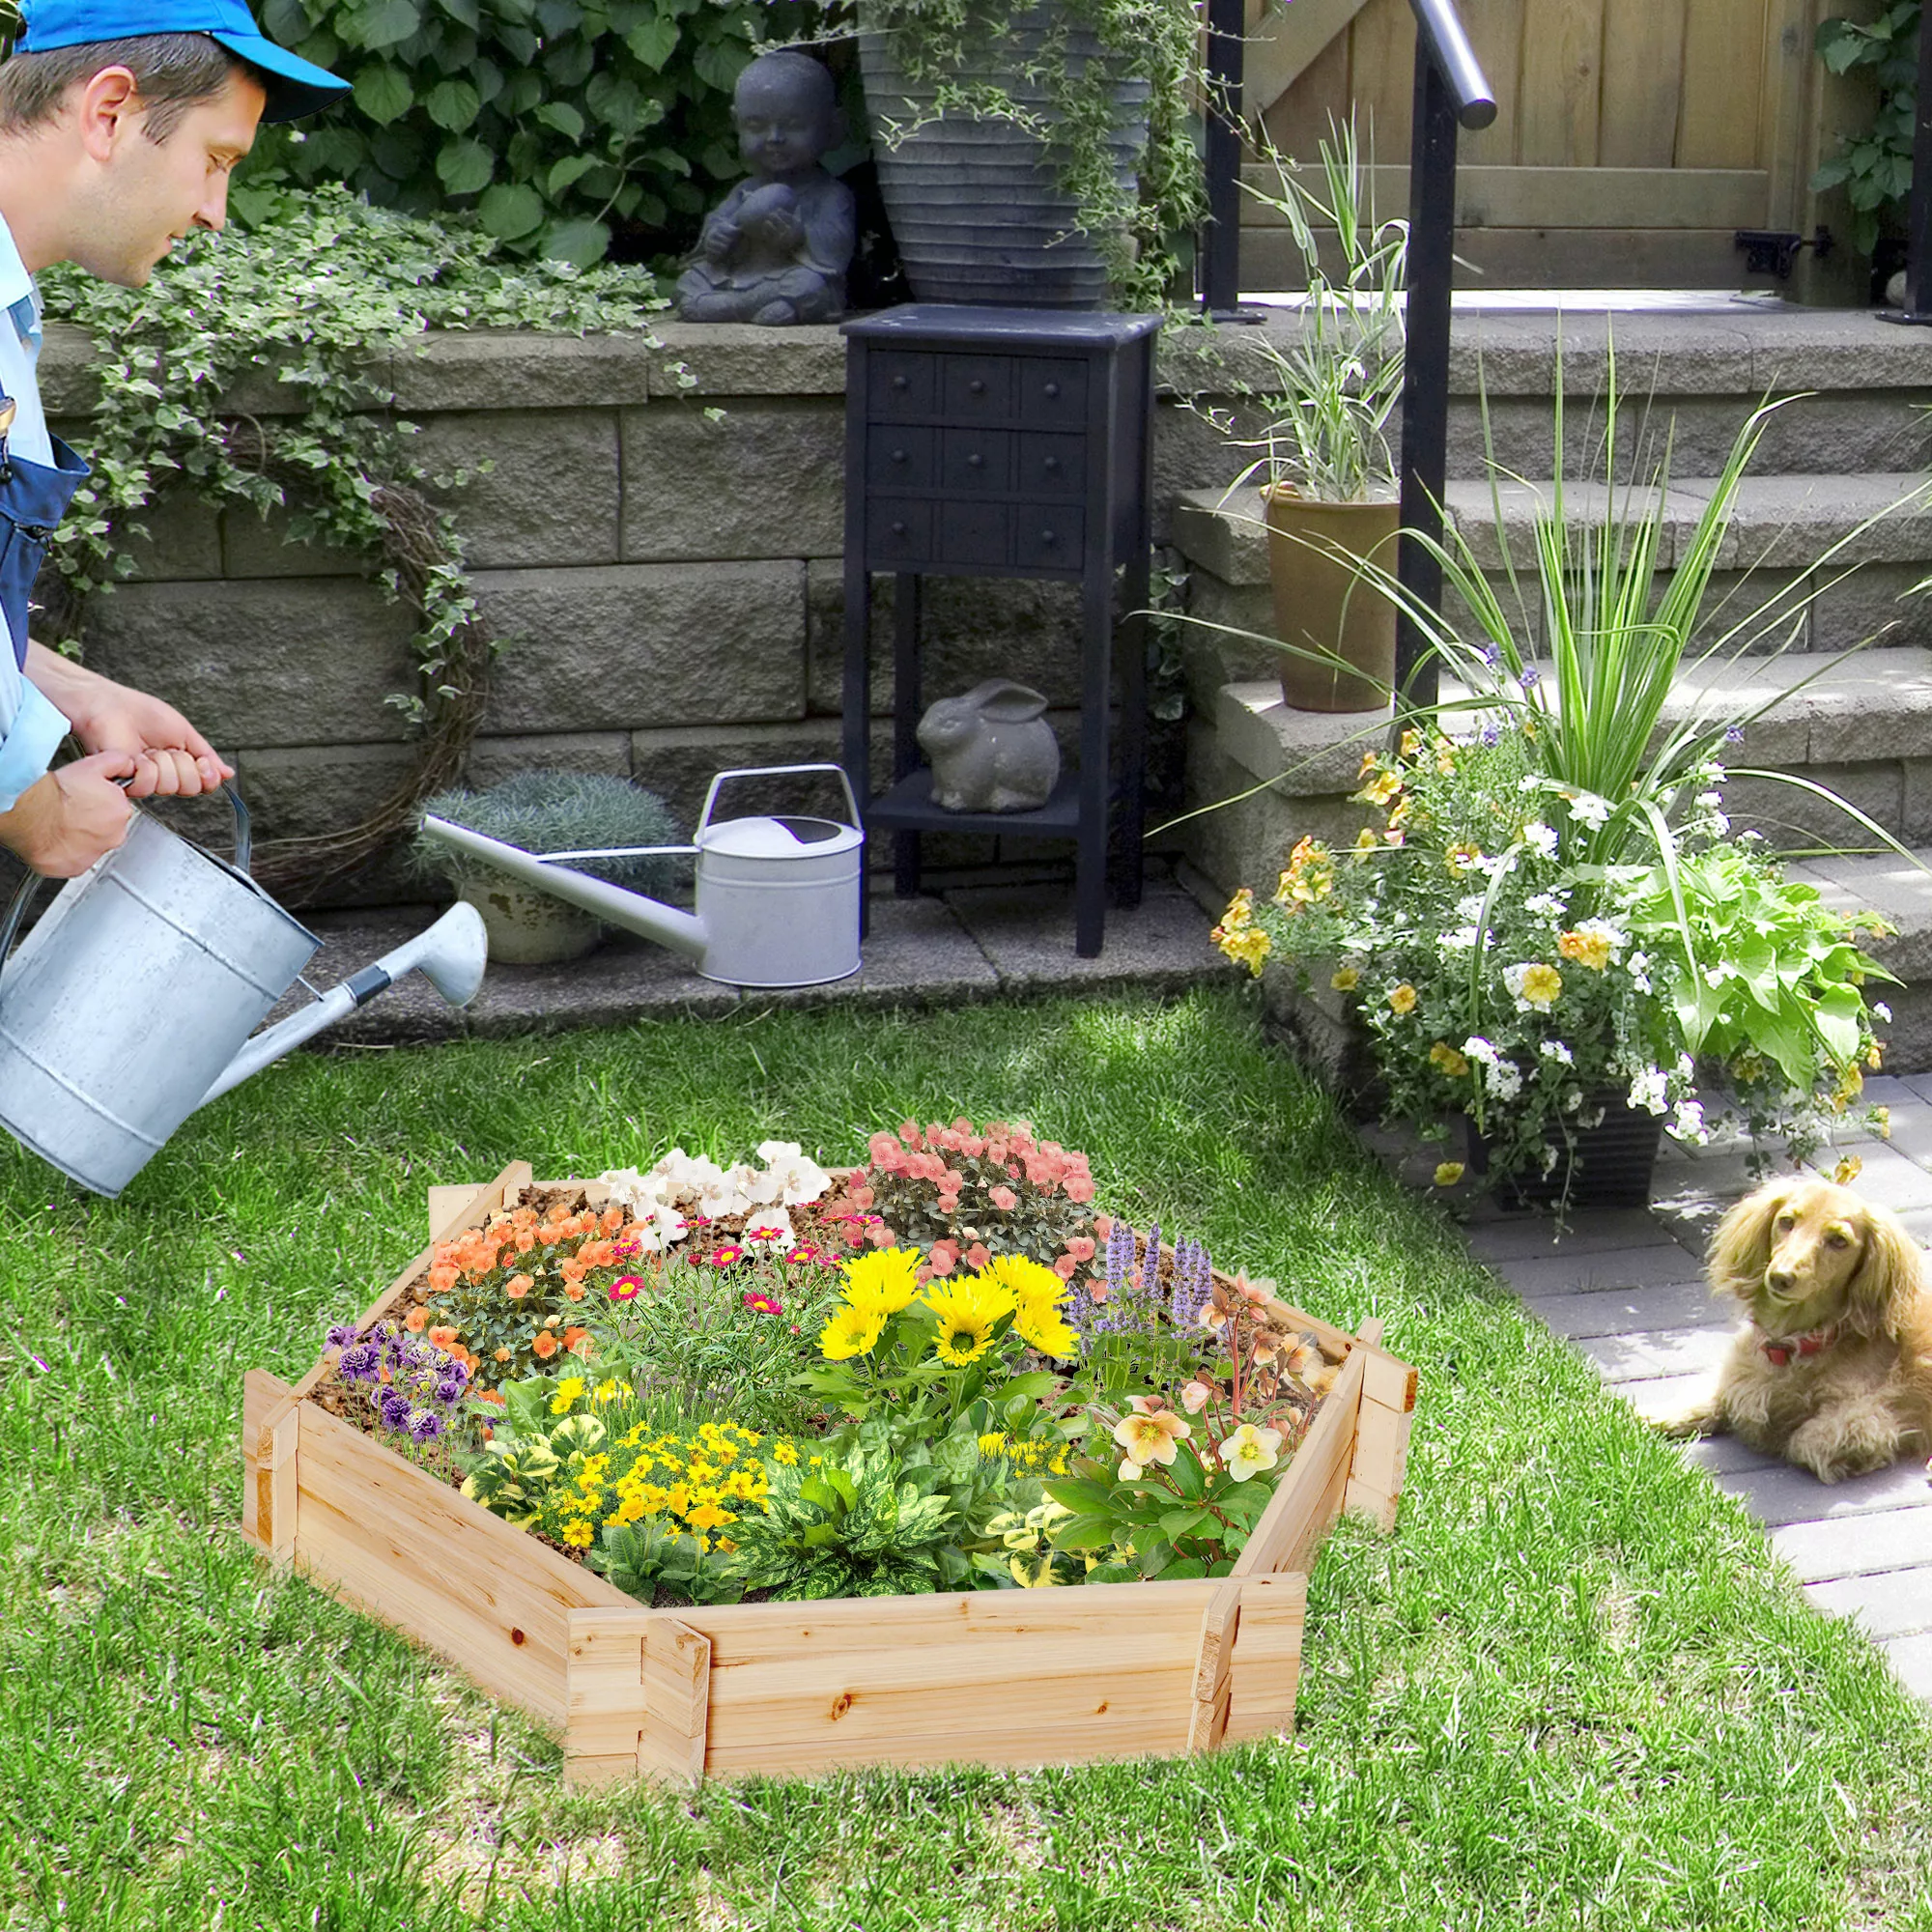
[{"left": 675, "top": 51, "right": 856, "bottom": 326}]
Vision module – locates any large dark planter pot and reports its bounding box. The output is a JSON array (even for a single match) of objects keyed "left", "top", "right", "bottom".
[
  {"left": 1263, "top": 487, "right": 1402, "bottom": 713},
  {"left": 1468, "top": 1093, "right": 1664, "bottom": 1212},
  {"left": 857, "top": 10, "right": 1149, "bottom": 309}
]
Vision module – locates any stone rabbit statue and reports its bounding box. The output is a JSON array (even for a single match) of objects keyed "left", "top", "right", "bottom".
[{"left": 917, "top": 679, "right": 1061, "bottom": 813}]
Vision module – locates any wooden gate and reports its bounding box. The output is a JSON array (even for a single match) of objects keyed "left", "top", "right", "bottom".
[{"left": 1240, "top": 0, "right": 1859, "bottom": 290}]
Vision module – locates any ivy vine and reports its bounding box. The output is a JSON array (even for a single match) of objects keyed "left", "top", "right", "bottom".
[
  {"left": 38, "top": 182, "right": 672, "bottom": 900},
  {"left": 1812, "top": 3, "right": 1919, "bottom": 257}
]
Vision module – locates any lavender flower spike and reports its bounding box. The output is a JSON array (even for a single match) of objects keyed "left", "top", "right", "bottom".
[
  {"left": 1105, "top": 1219, "right": 1136, "bottom": 1302},
  {"left": 1140, "top": 1221, "right": 1162, "bottom": 1302}
]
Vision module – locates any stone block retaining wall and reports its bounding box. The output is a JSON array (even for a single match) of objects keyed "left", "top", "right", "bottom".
[{"left": 39, "top": 319, "right": 1270, "bottom": 905}]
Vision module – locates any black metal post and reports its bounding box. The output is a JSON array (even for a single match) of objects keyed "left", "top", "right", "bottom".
[
  {"left": 1394, "top": 47, "right": 1460, "bottom": 722},
  {"left": 1199, "top": 0, "right": 1245, "bottom": 318},
  {"left": 1882, "top": 10, "right": 1932, "bottom": 324}
]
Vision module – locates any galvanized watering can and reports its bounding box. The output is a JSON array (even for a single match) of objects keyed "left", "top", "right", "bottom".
[
  {"left": 420, "top": 763, "right": 864, "bottom": 988},
  {"left": 0, "top": 789, "right": 488, "bottom": 1198}
]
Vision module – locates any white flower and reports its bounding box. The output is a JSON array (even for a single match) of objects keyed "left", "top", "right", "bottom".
[
  {"left": 1696, "top": 790, "right": 1723, "bottom": 810},
  {"left": 1566, "top": 790, "right": 1612, "bottom": 827},
  {"left": 1457, "top": 894, "right": 1488, "bottom": 922},
  {"left": 1440, "top": 927, "right": 1479, "bottom": 952},
  {"left": 742, "top": 1208, "right": 797, "bottom": 1246},
  {"left": 1563, "top": 1086, "right": 1583, "bottom": 1113},
  {"left": 1876, "top": 1002, "right": 1893, "bottom": 1024},
  {"left": 1488, "top": 1059, "right": 1523, "bottom": 1100},
  {"left": 1521, "top": 821, "right": 1559, "bottom": 860},
  {"left": 1524, "top": 892, "right": 1568, "bottom": 919},
  {"left": 1539, "top": 1038, "right": 1575, "bottom": 1065},
  {"left": 1464, "top": 1036, "right": 1499, "bottom": 1065},
  {"left": 1626, "top": 949, "right": 1653, "bottom": 995},
  {"left": 1629, "top": 1068, "right": 1669, "bottom": 1116},
  {"left": 1671, "top": 1099, "right": 1710, "bottom": 1144}
]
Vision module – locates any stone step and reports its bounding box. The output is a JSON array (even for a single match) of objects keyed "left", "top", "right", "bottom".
[
  {"left": 1172, "top": 474, "right": 1932, "bottom": 716},
  {"left": 1165, "top": 306, "right": 1932, "bottom": 482}
]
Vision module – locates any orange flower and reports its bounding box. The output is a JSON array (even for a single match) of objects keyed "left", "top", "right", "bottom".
[
  {"left": 427, "top": 1325, "right": 459, "bottom": 1348},
  {"left": 428, "top": 1263, "right": 459, "bottom": 1294},
  {"left": 495, "top": 1346, "right": 512, "bottom": 1362},
  {"left": 531, "top": 1330, "right": 559, "bottom": 1359},
  {"left": 476, "top": 1388, "right": 507, "bottom": 1406},
  {"left": 602, "top": 1205, "right": 625, "bottom": 1233},
  {"left": 564, "top": 1282, "right": 586, "bottom": 1302},
  {"left": 403, "top": 1306, "right": 427, "bottom": 1332},
  {"left": 559, "top": 1258, "right": 587, "bottom": 1286},
  {"left": 563, "top": 1326, "right": 592, "bottom": 1355},
  {"left": 505, "top": 1273, "right": 533, "bottom": 1299},
  {"left": 515, "top": 1230, "right": 535, "bottom": 1254}
]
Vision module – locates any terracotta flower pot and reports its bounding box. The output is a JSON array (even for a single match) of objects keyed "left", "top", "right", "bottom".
[
  {"left": 1263, "top": 486, "right": 1401, "bottom": 713},
  {"left": 459, "top": 880, "right": 601, "bottom": 966}
]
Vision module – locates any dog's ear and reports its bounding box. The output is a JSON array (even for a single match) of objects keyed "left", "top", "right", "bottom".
[
  {"left": 1708, "top": 1185, "right": 1787, "bottom": 1305},
  {"left": 1842, "top": 1205, "right": 1926, "bottom": 1340}
]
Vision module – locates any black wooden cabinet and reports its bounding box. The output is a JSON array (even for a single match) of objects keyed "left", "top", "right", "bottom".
[{"left": 839, "top": 305, "right": 1162, "bottom": 957}]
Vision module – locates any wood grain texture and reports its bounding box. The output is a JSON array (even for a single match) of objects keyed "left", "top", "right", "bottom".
[
  {"left": 1187, "top": 1580, "right": 1243, "bottom": 1752},
  {"left": 1259, "top": 25, "right": 1351, "bottom": 165},
  {"left": 640, "top": 1620, "right": 711, "bottom": 1788},
  {"left": 258, "top": 1400, "right": 299, "bottom": 1568},
  {"left": 1458, "top": 0, "right": 1525, "bottom": 163},
  {"left": 565, "top": 1609, "right": 652, "bottom": 1773},
  {"left": 1349, "top": 0, "right": 1418, "bottom": 158},
  {"left": 1345, "top": 1398, "right": 1416, "bottom": 1531},
  {"left": 1224, "top": 1572, "right": 1307, "bottom": 1743},
  {"left": 1600, "top": 0, "right": 1687, "bottom": 168},
  {"left": 1234, "top": 1342, "right": 1369, "bottom": 1578},
  {"left": 241, "top": 1368, "right": 289, "bottom": 1549},
  {"left": 1243, "top": 0, "right": 1377, "bottom": 119},
  {"left": 1677, "top": 0, "right": 1767, "bottom": 170},
  {"left": 1519, "top": 0, "right": 1606, "bottom": 167}
]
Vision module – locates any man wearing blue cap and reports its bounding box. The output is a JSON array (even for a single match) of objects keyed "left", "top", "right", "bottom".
[{"left": 0, "top": 0, "right": 346, "bottom": 876}]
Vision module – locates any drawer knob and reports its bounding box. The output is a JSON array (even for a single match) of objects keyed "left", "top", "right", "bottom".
[
  {"left": 1043, "top": 456, "right": 1061, "bottom": 473},
  {"left": 891, "top": 447, "right": 907, "bottom": 463},
  {"left": 892, "top": 521, "right": 908, "bottom": 536},
  {"left": 967, "top": 452, "right": 984, "bottom": 469},
  {"left": 1040, "top": 528, "right": 1058, "bottom": 546},
  {"left": 1044, "top": 381, "right": 1061, "bottom": 399},
  {"left": 892, "top": 375, "right": 908, "bottom": 391},
  {"left": 969, "top": 378, "right": 985, "bottom": 394}
]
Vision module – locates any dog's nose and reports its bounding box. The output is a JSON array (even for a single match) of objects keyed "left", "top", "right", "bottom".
[{"left": 1767, "top": 1267, "right": 1796, "bottom": 1294}]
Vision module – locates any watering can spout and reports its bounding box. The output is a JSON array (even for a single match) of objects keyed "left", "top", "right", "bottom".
[
  {"left": 198, "top": 901, "right": 490, "bottom": 1109},
  {"left": 418, "top": 816, "right": 709, "bottom": 960}
]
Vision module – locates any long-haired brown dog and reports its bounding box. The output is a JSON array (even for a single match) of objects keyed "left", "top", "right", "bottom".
[{"left": 1660, "top": 1178, "right": 1932, "bottom": 1483}]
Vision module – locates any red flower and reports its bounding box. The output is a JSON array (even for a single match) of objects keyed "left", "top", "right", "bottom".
[
  {"left": 742, "top": 1290, "right": 783, "bottom": 1316},
  {"left": 609, "top": 1275, "right": 643, "bottom": 1301},
  {"left": 709, "top": 1244, "right": 745, "bottom": 1268}
]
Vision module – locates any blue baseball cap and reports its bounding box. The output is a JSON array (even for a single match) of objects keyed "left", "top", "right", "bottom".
[{"left": 19, "top": 0, "right": 351, "bottom": 121}]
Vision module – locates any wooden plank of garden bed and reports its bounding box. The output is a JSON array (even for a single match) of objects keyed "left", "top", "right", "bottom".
[
  {"left": 292, "top": 1388, "right": 632, "bottom": 1728},
  {"left": 1224, "top": 1572, "right": 1306, "bottom": 1744},
  {"left": 1233, "top": 1340, "right": 1370, "bottom": 1581},
  {"left": 675, "top": 1581, "right": 1220, "bottom": 1776}
]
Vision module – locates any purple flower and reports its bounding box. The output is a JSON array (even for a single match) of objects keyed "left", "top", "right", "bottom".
[
  {"left": 376, "top": 1389, "right": 411, "bottom": 1430},
  {"left": 1104, "top": 1219, "right": 1136, "bottom": 1305},
  {"left": 338, "top": 1342, "right": 382, "bottom": 1383},
  {"left": 326, "top": 1322, "right": 358, "bottom": 1350},
  {"left": 1480, "top": 723, "right": 1501, "bottom": 748},
  {"left": 1724, "top": 724, "right": 1746, "bottom": 745},
  {"left": 1139, "top": 1222, "right": 1162, "bottom": 1303},
  {"left": 408, "top": 1407, "right": 444, "bottom": 1442},
  {"left": 434, "top": 1376, "right": 467, "bottom": 1406},
  {"left": 1519, "top": 664, "right": 1540, "bottom": 689}
]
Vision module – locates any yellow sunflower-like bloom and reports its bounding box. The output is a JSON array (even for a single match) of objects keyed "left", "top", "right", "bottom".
[
  {"left": 921, "top": 1274, "right": 1016, "bottom": 1367},
  {"left": 987, "top": 1253, "right": 1065, "bottom": 1310},
  {"left": 1434, "top": 1162, "right": 1465, "bottom": 1187},
  {"left": 1387, "top": 982, "right": 1419, "bottom": 1015},
  {"left": 819, "top": 1301, "right": 886, "bottom": 1361},
  {"left": 1012, "top": 1303, "right": 1081, "bottom": 1360},
  {"left": 838, "top": 1246, "right": 923, "bottom": 1315}
]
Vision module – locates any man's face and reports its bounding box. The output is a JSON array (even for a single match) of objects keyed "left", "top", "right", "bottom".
[{"left": 76, "top": 67, "right": 266, "bottom": 286}]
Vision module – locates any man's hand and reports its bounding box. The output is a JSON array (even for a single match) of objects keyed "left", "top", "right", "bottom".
[
  {"left": 24, "top": 644, "right": 233, "bottom": 799},
  {"left": 0, "top": 753, "right": 137, "bottom": 877}
]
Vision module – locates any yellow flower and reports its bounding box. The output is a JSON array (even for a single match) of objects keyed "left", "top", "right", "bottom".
[
  {"left": 593, "top": 1378, "right": 621, "bottom": 1406},
  {"left": 773, "top": 1440, "right": 799, "bottom": 1464},
  {"left": 1012, "top": 1302, "right": 1081, "bottom": 1360},
  {"left": 1430, "top": 1040, "right": 1470, "bottom": 1078},
  {"left": 1330, "top": 965, "right": 1360, "bottom": 992},
  {"left": 550, "top": 1376, "right": 585, "bottom": 1415},
  {"left": 1353, "top": 827, "right": 1378, "bottom": 853},
  {"left": 1215, "top": 923, "right": 1272, "bottom": 977},
  {"left": 979, "top": 1431, "right": 1009, "bottom": 1457},
  {"left": 1112, "top": 1406, "right": 1190, "bottom": 1467},
  {"left": 686, "top": 1501, "right": 735, "bottom": 1532},
  {"left": 819, "top": 1302, "right": 886, "bottom": 1360},
  {"left": 1446, "top": 842, "right": 1482, "bottom": 874},
  {"left": 987, "top": 1253, "right": 1066, "bottom": 1310},
  {"left": 1355, "top": 768, "right": 1401, "bottom": 808},
  {"left": 1434, "top": 1162, "right": 1465, "bottom": 1188},
  {"left": 1875, "top": 1106, "right": 1892, "bottom": 1140},
  {"left": 562, "top": 1521, "right": 594, "bottom": 1548},
  {"left": 1219, "top": 1422, "right": 1284, "bottom": 1483},
  {"left": 1505, "top": 961, "right": 1562, "bottom": 1010},
  {"left": 1386, "top": 982, "right": 1418, "bottom": 1015},
  {"left": 922, "top": 1273, "right": 1016, "bottom": 1366},
  {"left": 1833, "top": 1153, "right": 1864, "bottom": 1185},
  {"left": 839, "top": 1247, "right": 923, "bottom": 1315}
]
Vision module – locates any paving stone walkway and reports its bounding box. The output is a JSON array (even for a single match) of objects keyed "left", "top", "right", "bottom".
[{"left": 1459, "top": 1076, "right": 1932, "bottom": 1702}]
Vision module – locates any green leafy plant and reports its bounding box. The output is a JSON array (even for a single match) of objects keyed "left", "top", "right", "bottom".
[
  {"left": 240, "top": 0, "right": 808, "bottom": 265},
  {"left": 1812, "top": 3, "right": 1919, "bottom": 256},
  {"left": 40, "top": 185, "right": 671, "bottom": 898},
  {"left": 726, "top": 1435, "right": 955, "bottom": 1600},
  {"left": 836, "top": 0, "right": 1204, "bottom": 307},
  {"left": 1225, "top": 117, "right": 1406, "bottom": 503},
  {"left": 594, "top": 1515, "right": 747, "bottom": 1605}
]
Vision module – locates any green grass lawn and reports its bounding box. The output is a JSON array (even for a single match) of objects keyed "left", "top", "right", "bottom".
[{"left": 4, "top": 988, "right": 1929, "bottom": 1930}]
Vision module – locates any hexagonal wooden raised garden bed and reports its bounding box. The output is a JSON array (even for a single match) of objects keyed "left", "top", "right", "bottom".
[{"left": 242, "top": 1159, "right": 1417, "bottom": 1786}]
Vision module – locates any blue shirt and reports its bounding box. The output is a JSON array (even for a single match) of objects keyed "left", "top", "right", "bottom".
[{"left": 0, "top": 208, "right": 72, "bottom": 814}]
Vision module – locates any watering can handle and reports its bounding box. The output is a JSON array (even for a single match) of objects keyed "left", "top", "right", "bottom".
[
  {"left": 696, "top": 763, "right": 863, "bottom": 838},
  {"left": 0, "top": 781, "right": 253, "bottom": 979}
]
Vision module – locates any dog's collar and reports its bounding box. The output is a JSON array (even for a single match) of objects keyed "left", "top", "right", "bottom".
[{"left": 1758, "top": 1322, "right": 1838, "bottom": 1367}]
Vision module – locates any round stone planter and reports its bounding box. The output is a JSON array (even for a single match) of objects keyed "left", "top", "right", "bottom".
[{"left": 459, "top": 880, "right": 601, "bottom": 966}]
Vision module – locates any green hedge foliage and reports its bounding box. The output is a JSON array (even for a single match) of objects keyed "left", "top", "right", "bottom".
[{"left": 244, "top": 0, "right": 810, "bottom": 265}]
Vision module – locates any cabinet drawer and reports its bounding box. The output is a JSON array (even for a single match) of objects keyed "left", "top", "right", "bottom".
[
  {"left": 1018, "top": 431, "right": 1084, "bottom": 498},
  {"left": 937, "top": 501, "right": 1011, "bottom": 568},
  {"left": 941, "top": 427, "right": 1013, "bottom": 493},
  {"left": 1015, "top": 509, "right": 1082, "bottom": 570},
  {"left": 870, "top": 352, "right": 936, "bottom": 417},
  {"left": 940, "top": 354, "right": 1014, "bottom": 418},
  {"left": 867, "top": 427, "right": 936, "bottom": 489},
  {"left": 1018, "top": 357, "right": 1087, "bottom": 426},
  {"left": 867, "top": 498, "right": 933, "bottom": 566}
]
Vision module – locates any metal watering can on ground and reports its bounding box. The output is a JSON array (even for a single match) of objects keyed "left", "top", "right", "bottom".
[
  {"left": 420, "top": 763, "right": 864, "bottom": 989},
  {"left": 0, "top": 789, "right": 488, "bottom": 1199}
]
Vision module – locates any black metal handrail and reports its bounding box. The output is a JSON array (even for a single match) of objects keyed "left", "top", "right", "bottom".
[{"left": 1394, "top": 0, "right": 1496, "bottom": 722}]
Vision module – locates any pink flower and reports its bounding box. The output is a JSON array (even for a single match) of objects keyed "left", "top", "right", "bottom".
[
  {"left": 1179, "top": 1378, "right": 1213, "bottom": 1414},
  {"left": 1007, "top": 1163, "right": 1020, "bottom": 1179},
  {"left": 609, "top": 1275, "right": 642, "bottom": 1302},
  {"left": 866, "top": 1222, "right": 895, "bottom": 1248},
  {"left": 899, "top": 1120, "right": 923, "bottom": 1146},
  {"left": 936, "top": 1195, "right": 960, "bottom": 1218},
  {"left": 1063, "top": 1176, "right": 1094, "bottom": 1205},
  {"left": 1053, "top": 1255, "right": 1077, "bottom": 1280},
  {"left": 929, "top": 1240, "right": 959, "bottom": 1276},
  {"left": 952, "top": 1117, "right": 973, "bottom": 1134},
  {"left": 1065, "top": 1235, "right": 1094, "bottom": 1264},
  {"left": 850, "top": 1185, "right": 875, "bottom": 1211},
  {"left": 1094, "top": 1213, "right": 1113, "bottom": 1239},
  {"left": 987, "top": 1142, "right": 1009, "bottom": 1165},
  {"left": 964, "top": 1243, "right": 990, "bottom": 1270},
  {"left": 868, "top": 1132, "right": 900, "bottom": 1165},
  {"left": 1090, "top": 1283, "right": 1112, "bottom": 1304},
  {"left": 963, "top": 1137, "right": 985, "bottom": 1158},
  {"left": 989, "top": 1185, "right": 1018, "bottom": 1212},
  {"left": 742, "top": 1290, "right": 782, "bottom": 1316}
]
